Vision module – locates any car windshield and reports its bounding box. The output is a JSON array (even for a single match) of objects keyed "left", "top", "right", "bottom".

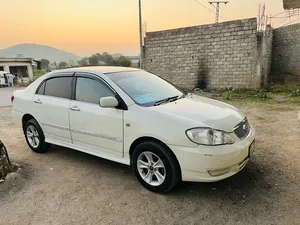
[{"left": 107, "top": 71, "right": 184, "bottom": 106}]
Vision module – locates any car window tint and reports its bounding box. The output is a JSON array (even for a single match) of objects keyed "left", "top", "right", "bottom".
[
  {"left": 36, "top": 81, "right": 45, "bottom": 95},
  {"left": 44, "top": 77, "right": 72, "bottom": 99},
  {"left": 75, "top": 77, "right": 114, "bottom": 104}
]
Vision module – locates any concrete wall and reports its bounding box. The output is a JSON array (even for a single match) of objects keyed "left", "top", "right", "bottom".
[
  {"left": 143, "top": 18, "right": 262, "bottom": 90},
  {"left": 271, "top": 23, "right": 300, "bottom": 78}
]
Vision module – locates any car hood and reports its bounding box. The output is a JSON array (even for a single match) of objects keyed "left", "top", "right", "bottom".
[{"left": 148, "top": 94, "right": 245, "bottom": 132}]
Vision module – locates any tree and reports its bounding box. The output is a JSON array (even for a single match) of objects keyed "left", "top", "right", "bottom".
[
  {"left": 102, "top": 52, "right": 116, "bottom": 66},
  {"left": 0, "top": 141, "right": 16, "bottom": 180},
  {"left": 88, "top": 54, "right": 99, "bottom": 66},
  {"left": 58, "top": 61, "right": 68, "bottom": 69},
  {"left": 78, "top": 57, "right": 89, "bottom": 66},
  {"left": 52, "top": 61, "right": 58, "bottom": 69},
  {"left": 116, "top": 56, "right": 132, "bottom": 67},
  {"left": 40, "top": 59, "right": 50, "bottom": 69},
  {"left": 94, "top": 53, "right": 103, "bottom": 62}
]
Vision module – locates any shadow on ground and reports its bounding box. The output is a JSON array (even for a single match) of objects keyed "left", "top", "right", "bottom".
[{"left": 47, "top": 144, "right": 277, "bottom": 205}]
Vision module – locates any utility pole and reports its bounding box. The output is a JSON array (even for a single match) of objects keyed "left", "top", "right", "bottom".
[
  {"left": 138, "top": 0, "right": 143, "bottom": 69},
  {"left": 208, "top": 1, "right": 229, "bottom": 23}
]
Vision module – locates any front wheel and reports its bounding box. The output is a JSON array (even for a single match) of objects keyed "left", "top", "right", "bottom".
[{"left": 132, "top": 141, "right": 180, "bottom": 193}]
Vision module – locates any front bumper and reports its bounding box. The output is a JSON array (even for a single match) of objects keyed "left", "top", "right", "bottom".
[{"left": 168, "top": 127, "right": 255, "bottom": 182}]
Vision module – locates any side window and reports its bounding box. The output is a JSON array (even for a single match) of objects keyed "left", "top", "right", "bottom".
[
  {"left": 36, "top": 81, "right": 45, "bottom": 95},
  {"left": 45, "top": 77, "right": 72, "bottom": 99},
  {"left": 75, "top": 77, "right": 114, "bottom": 104}
]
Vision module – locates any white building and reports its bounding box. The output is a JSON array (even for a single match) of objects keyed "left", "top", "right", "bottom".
[{"left": 0, "top": 58, "right": 40, "bottom": 82}]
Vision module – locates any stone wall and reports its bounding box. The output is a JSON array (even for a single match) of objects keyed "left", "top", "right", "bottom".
[
  {"left": 143, "top": 18, "right": 261, "bottom": 89},
  {"left": 271, "top": 23, "right": 300, "bottom": 78}
]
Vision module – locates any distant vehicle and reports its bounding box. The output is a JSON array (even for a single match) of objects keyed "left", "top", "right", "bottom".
[
  {"left": 0, "top": 71, "right": 9, "bottom": 87},
  {"left": 12, "top": 67, "right": 255, "bottom": 193}
]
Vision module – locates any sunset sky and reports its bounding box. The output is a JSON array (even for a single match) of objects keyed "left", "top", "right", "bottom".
[{"left": 1, "top": 0, "right": 284, "bottom": 56}]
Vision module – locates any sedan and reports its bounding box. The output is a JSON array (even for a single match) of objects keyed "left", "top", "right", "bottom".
[{"left": 12, "top": 67, "right": 255, "bottom": 193}]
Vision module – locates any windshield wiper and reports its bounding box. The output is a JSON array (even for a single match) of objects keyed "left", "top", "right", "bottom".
[{"left": 154, "top": 95, "right": 181, "bottom": 106}]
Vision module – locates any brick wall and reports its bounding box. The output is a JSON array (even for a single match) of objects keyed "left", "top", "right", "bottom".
[
  {"left": 143, "top": 18, "right": 261, "bottom": 89},
  {"left": 271, "top": 23, "right": 300, "bottom": 77}
]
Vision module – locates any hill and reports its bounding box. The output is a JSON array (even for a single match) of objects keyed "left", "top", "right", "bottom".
[{"left": 0, "top": 43, "right": 81, "bottom": 63}]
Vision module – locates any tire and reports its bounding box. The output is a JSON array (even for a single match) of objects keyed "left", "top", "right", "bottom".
[
  {"left": 24, "top": 119, "right": 50, "bottom": 153},
  {"left": 132, "top": 141, "right": 180, "bottom": 193}
]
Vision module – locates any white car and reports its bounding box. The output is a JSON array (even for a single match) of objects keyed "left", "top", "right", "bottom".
[{"left": 12, "top": 67, "right": 255, "bottom": 193}]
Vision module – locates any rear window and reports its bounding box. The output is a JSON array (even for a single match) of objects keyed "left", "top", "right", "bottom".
[
  {"left": 36, "top": 82, "right": 45, "bottom": 95},
  {"left": 44, "top": 77, "right": 72, "bottom": 99}
]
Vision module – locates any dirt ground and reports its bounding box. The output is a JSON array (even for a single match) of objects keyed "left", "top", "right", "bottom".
[{"left": 0, "top": 103, "right": 300, "bottom": 225}]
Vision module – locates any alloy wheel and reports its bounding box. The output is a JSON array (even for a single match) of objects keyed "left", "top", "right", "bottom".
[
  {"left": 26, "top": 125, "right": 40, "bottom": 148},
  {"left": 137, "top": 151, "right": 166, "bottom": 186}
]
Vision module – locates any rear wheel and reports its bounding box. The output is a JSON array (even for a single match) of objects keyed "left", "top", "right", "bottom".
[
  {"left": 132, "top": 141, "right": 180, "bottom": 193},
  {"left": 24, "top": 119, "right": 49, "bottom": 153}
]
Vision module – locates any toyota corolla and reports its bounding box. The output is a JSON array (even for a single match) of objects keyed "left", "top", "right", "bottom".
[{"left": 12, "top": 67, "right": 255, "bottom": 193}]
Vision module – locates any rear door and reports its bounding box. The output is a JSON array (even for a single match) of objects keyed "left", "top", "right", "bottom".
[
  {"left": 69, "top": 73, "right": 124, "bottom": 157},
  {"left": 32, "top": 73, "right": 73, "bottom": 144}
]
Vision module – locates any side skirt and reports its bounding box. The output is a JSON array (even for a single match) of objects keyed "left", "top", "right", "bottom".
[{"left": 45, "top": 137, "right": 130, "bottom": 165}]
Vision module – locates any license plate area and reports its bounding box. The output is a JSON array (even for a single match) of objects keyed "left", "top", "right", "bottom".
[{"left": 248, "top": 140, "right": 255, "bottom": 158}]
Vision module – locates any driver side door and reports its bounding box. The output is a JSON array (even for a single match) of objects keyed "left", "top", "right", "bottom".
[{"left": 69, "top": 73, "right": 124, "bottom": 157}]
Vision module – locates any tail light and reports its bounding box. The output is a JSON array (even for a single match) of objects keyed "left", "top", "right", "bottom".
[{"left": 11, "top": 95, "right": 14, "bottom": 103}]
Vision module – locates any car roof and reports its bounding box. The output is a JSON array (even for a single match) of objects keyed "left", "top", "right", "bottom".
[{"left": 61, "top": 66, "right": 141, "bottom": 74}]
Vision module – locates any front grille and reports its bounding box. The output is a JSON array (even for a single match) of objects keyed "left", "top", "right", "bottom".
[{"left": 234, "top": 118, "right": 250, "bottom": 139}]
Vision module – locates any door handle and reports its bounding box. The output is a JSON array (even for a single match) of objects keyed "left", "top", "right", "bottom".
[
  {"left": 70, "top": 105, "right": 80, "bottom": 111},
  {"left": 34, "top": 99, "right": 42, "bottom": 104}
]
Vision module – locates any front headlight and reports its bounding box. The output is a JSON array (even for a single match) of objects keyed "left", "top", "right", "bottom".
[{"left": 186, "top": 128, "right": 235, "bottom": 146}]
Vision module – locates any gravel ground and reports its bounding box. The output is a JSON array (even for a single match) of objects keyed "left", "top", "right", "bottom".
[{"left": 0, "top": 105, "right": 300, "bottom": 225}]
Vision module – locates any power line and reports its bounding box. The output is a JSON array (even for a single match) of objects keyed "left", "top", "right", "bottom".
[
  {"left": 193, "top": 0, "right": 226, "bottom": 21},
  {"left": 273, "top": 11, "right": 300, "bottom": 27},
  {"left": 278, "top": 17, "right": 300, "bottom": 27},
  {"left": 270, "top": 16, "right": 290, "bottom": 18},
  {"left": 275, "top": 17, "right": 290, "bottom": 27},
  {"left": 193, "top": 0, "right": 216, "bottom": 14},
  {"left": 271, "top": 10, "right": 287, "bottom": 18}
]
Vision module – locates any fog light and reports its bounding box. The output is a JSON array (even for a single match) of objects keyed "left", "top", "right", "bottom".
[{"left": 208, "top": 168, "right": 230, "bottom": 177}]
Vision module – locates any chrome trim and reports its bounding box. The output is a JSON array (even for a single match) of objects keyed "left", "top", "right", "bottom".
[
  {"left": 41, "top": 122, "right": 70, "bottom": 131},
  {"left": 70, "top": 129, "right": 122, "bottom": 142}
]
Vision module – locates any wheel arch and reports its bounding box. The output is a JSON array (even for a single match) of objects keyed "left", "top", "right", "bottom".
[
  {"left": 22, "top": 114, "right": 36, "bottom": 131},
  {"left": 129, "top": 136, "right": 182, "bottom": 179}
]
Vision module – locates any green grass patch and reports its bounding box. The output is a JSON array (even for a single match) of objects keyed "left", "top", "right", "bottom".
[
  {"left": 267, "top": 84, "right": 300, "bottom": 97},
  {"left": 197, "top": 84, "right": 300, "bottom": 110},
  {"left": 211, "top": 89, "right": 273, "bottom": 103}
]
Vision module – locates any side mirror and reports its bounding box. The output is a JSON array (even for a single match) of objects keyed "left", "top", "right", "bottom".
[{"left": 99, "top": 96, "right": 119, "bottom": 108}]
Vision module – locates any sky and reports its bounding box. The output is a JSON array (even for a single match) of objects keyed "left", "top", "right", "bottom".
[{"left": 0, "top": 0, "right": 285, "bottom": 56}]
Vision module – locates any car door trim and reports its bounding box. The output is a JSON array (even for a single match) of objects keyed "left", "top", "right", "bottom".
[
  {"left": 70, "top": 128, "right": 122, "bottom": 142},
  {"left": 40, "top": 122, "right": 70, "bottom": 131}
]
